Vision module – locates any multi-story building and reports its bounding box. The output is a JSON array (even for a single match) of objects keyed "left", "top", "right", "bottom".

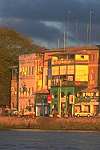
[
  {"left": 10, "top": 45, "right": 100, "bottom": 117},
  {"left": 45, "top": 46, "right": 100, "bottom": 116},
  {"left": 18, "top": 53, "right": 45, "bottom": 114}
]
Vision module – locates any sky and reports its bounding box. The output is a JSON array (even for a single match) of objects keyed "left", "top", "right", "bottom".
[{"left": 0, "top": 0, "right": 100, "bottom": 48}]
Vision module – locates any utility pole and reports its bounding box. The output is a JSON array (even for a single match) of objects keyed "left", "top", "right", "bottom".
[
  {"left": 89, "top": 9, "right": 93, "bottom": 44},
  {"left": 86, "top": 23, "right": 89, "bottom": 44},
  {"left": 66, "top": 10, "right": 71, "bottom": 47},
  {"left": 57, "top": 39, "right": 60, "bottom": 48},
  {"left": 63, "top": 13, "right": 66, "bottom": 51},
  {"left": 63, "top": 11, "right": 71, "bottom": 50},
  {"left": 63, "top": 31, "right": 66, "bottom": 51},
  {"left": 75, "top": 20, "right": 78, "bottom": 41}
]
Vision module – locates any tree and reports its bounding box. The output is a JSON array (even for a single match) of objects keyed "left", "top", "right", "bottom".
[{"left": 0, "top": 27, "right": 41, "bottom": 105}]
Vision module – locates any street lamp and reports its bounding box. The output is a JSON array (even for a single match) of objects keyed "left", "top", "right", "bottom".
[
  {"left": 63, "top": 10, "right": 71, "bottom": 50},
  {"left": 58, "top": 65, "right": 62, "bottom": 117},
  {"left": 58, "top": 78, "right": 62, "bottom": 117}
]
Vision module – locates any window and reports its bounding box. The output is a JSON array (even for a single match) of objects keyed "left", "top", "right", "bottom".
[
  {"left": 68, "top": 54, "right": 74, "bottom": 59},
  {"left": 52, "top": 76, "right": 60, "bottom": 86},
  {"left": 20, "top": 67, "right": 28, "bottom": 76},
  {"left": 28, "top": 88, "right": 31, "bottom": 96},
  {"left": 32, "top": 66, "right": 34, "bottom": 74},
  {"left": 60, "top": 66, "right": 66, "bottom": 75},
  {"left": 67, "top": 65, "right": 74, "bottom": 74},
  {"left": 12, "top": 69, "right": 18, "bottom": 80},
  {"left": 24, "top": 67, "right": 27, "bottom": 76},
  {"left": 32, "top": 87, "right": 34, "bottom": 93},
  {"left": 23, "top": 85, "right": 27, "bottom": 93},
  {"left": 52, "top": 66, "right": 59, "bottom": 75},
  {"left": 91, "top": 55, "right": 95, "bottom": 61},
  {"left": 75, "top": 65, "right": 88, "bottom": 81},
  {"left": 29, "top": 67, "right": 31, "bottom": 75}
]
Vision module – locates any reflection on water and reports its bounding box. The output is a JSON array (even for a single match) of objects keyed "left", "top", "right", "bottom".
[{"left": 0, "top": 130, "right": 100, "bottom": 150}]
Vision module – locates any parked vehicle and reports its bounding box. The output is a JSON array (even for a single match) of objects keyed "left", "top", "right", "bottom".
[
  {"left": 20, "top": 109, "right": 35, "bottom": 118},
  {"left": 4, "top": 108, "right": 11, "bottom": 116},
  {"left": 74, "top": 111, "right": 95, "bottom": 117},
  {"left": 10, "top": 110, "right": 19, "bottom": 116}
]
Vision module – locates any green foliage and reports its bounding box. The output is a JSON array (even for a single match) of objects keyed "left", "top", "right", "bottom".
[{"left": 0, "top": 27, "right": 41, "bottom": 105}]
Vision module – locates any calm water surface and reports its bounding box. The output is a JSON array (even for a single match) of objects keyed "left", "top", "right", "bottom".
[{"left": 0, "top": 130, "right": 100, "bottom": 150}]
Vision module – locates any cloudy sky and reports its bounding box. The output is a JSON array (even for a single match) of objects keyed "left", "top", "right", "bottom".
[{"left": 0, "top": 0, "right": 100, "bottom": 48}]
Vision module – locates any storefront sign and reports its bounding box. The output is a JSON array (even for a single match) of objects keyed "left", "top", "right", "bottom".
[
  {"left": 75, "top": 65, "right": 88, "bottom": 81},
  {"left": 75, "top": 55, "right": 89, "bottom": 61},
  {"left": 69, "top": 95, "right": 75, "bottom": 104}
]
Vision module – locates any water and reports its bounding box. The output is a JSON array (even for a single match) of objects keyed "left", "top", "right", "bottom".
[{"left": 0, "top": 130, "right": 100, "bottom": 150}]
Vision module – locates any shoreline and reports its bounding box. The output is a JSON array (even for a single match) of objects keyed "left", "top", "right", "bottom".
[
  {"left": 1, "top": 128, "right": 100, "bottom": 133},
  {"left": 1, "top": 116, "right": 100, "bottom": 131},
  {"left": 10, "top": 128, "right": 100, "bottom": 133}
]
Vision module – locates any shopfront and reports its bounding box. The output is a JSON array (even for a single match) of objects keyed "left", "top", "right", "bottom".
[
  {"left": 50, "top": 86, "right": 77, "bottom": 117},
  {"left": 34, "top": 92, "right": 50, "bottom": 117}
]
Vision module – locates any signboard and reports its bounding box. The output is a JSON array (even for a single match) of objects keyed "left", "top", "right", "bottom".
[
  {"left": 52, "top": 56, "right": 73, "bottom": 65},
  {"left": 47, "top": 95, "right": 52, "bottom": 103},
  {"left": 52, "top": 56, "right": 58, "bottom": 65},
  {"left": 52, "top": 60, "right": 72, "bottom": 65},
  {"left": 75, "top": 55, "right": 89, "bottom": 61},
  {"left": 69, "top": 95, "right": 75, "bottom": 104},
  {"left": 68, "top": 76, "right": 74, "bottom": 81}
]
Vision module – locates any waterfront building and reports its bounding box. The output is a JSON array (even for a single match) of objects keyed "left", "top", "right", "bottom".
[
  {"left": 46, "top": 46, "right": 100, "bottom": 117},
  {"left": 10, "top": 45, "right": 100, "bottom": 117},
  {"left": 18, "top": 53, "right": 45, "bottom": 114}
]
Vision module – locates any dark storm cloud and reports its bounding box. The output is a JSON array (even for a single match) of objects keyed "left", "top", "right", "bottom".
[
  {"left": 1, "top": 0, "right": 100, "bottom": 23},
  {"left": 0, "top": 0, "right": 100, "bottom": 47},
  {"left": 4, "top": 19, "right": 61, "bottom": 41}
]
